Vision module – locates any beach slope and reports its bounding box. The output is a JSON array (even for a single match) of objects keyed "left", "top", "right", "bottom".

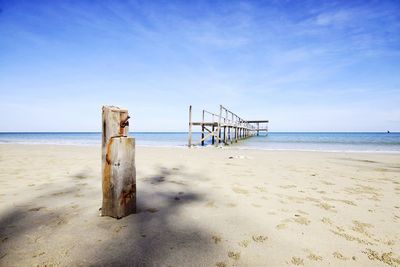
[{"left": 0, "top": 145, "right": 399, "bottom": 266}]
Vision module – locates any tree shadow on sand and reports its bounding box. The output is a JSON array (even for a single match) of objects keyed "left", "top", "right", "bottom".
[
  {"left": 0, "top": 183, "right": 91, "bottom": 263},
  {"left": 87, "top": 166, "right": 223, "bottom": 266},
  {"left": 0, "top": 166, "right": 224, "bottom": 266}
]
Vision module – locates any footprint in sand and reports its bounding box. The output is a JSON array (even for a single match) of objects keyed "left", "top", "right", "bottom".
[
  {"left": 254, "top": 186, "right": 267, "bottom": 193},
  {"left": 228, "top": 251, "right": 240, "bottom": 260},
  {"left": 293, "top": 215, "right": 311, "bottom": 225},
  {"left": 276, "top": 219, "right": 290, "bottom": 230},
  {"left": 232, "top": 186, "right": 249, "bottom": 195},
  {"left": 317, "top": 202, "right": 337, "bottom": 212},
  {"left": 333, "top": 251, "right": 349, "bottom": 260},
  {"left": 239, "top": 240, "right": 250, "bottom": 248},
  {"left": 321, "top": 217, "right": 333, "bottom": 225},
  {"left": 252, "top": 235, "right": 268, "bottom": 242},
  {"left": 290, "top": 256, "right": 304, "bottom": 265},
  {"left": 351, "top": 220, "right": 373, "bottom": 237},
  {"left": 306, "top": 252, "right": 323, "bottom": 261},
  {"left": 215, "top": 262, "right": 227, "bottom": 267},
  {"left": 212, "top": 235, "right": 222, "bottom": 244},
  {"left": 277, "top": 215, "right": 310, "bottom": 229},
  {"left": 363, "top": 249, "right": 400, "bottom": 266}
]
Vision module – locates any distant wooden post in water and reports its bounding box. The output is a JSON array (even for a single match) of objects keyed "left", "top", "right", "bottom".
[
  {"left": 102, "top": 105, "right": 136, "bottom": 218},
  {"left": 188, "top": 105, "right": 269, "bottom": 147}
]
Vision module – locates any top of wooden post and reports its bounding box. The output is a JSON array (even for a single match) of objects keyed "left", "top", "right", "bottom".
[
  {"left": 102, "top": 105, "right": 130, "bottom": 149},
  {"left": 102, "top": 105, "right": 129, "bottom": 113}
]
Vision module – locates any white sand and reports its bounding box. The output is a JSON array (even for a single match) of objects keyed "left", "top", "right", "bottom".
[{"left": 0, "top": 144, "right": 399, "bottom": 266}]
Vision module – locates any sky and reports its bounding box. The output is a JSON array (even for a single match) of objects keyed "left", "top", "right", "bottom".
[{"left": 0, "top": 0, "right": 399, "bottom": 132}]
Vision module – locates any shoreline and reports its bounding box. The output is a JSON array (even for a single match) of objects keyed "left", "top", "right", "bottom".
[{"left": 1, "top": 142, "right": 400, "bottom": 155}]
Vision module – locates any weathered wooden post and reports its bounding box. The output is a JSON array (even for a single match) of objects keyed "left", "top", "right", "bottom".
[
  {"left": 224, "top": 109, "right": 228, "bottom": 145},
  {"left": 201, "top": 109, "right": 205, "bottom": 146},
  {"left": 216, "top": 105, "right": 222, "bottom": 146},
  {"left": 102, "top": 105, "right": 136, "bottom": 218}
]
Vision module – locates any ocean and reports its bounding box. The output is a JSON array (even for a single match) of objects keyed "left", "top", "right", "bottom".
[{"left": 0, "top": 132, "right": 399, "bottom": 153}]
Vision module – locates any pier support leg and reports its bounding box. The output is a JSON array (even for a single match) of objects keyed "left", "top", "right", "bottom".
[
  {"left": 188, "top": 105, "right": 192, "bottom": 147},
  {"left": 235, "top": 127, "right": 238, "bottom": 142},
  {"left": 201, "top": 110, "right": 205, "bottom": 146},
  {"left": 212, "top": 125, "right": 215, "bottom": 145},
  {"left": 216, "top": 105, "right": 223, "bottom": 146},
  {"left": 201, "top": 126, "right": 204, "bottom": 146},
  {"left": 224, "top": 126, "right": 227, "bottom": 145}
]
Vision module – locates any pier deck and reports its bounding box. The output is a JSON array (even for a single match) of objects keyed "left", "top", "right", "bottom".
[{"left": 188, "top": 105, "right": 269, "bottom": 147}]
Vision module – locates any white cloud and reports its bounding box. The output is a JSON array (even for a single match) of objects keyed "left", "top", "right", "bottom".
[{"left": 315, "top": 10, "right": 352, "bottom": 26}]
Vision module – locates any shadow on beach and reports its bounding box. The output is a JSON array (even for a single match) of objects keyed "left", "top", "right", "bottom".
[{"left": 0, "top": 166, "right": 221, "bottom": 266}]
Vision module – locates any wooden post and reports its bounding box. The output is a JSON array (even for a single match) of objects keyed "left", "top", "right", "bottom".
[
  {"left": 102, "top": 105, "right": 136, "bottom": 219},
  {"left": 188, "top": 105, "right": 192, "bottom": 147},
  {"left": 257, "top": 122, "right": 259, "bottom": 136},
  {"left": 231, "top": 113, "right": 234, "bottom": 144},
  {"left": 216, "top": 105, "right": 222, "bottom": 146},
  {"left": 223, "top": 126, "right": 227, "bottom": 144},
  {"left": 212, "top": 125, "right": 215, "bottom": 145},
  {"left": 235, "top": 127, "right": 237, "bottom": 142},
  {"left": 224, "top": 109, "right": 228, "bottom": 145},
  {"left": 201, "top": 110, "right": 205, "bottom": 146}
]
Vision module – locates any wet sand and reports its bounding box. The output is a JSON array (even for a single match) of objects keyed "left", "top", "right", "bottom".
[{"left": 0, "top": 144, "right": 399, "bottom": 266}]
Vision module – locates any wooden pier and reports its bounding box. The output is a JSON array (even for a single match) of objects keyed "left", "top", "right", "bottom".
[{"left": 188, "top": 105, "right": 269, "bottom": 147}]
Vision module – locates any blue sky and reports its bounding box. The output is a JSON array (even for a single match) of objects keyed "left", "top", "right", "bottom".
[{"left": 0, "top": 0, "right": 399, "bottom": 132}]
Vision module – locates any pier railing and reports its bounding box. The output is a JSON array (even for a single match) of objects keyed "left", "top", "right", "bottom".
[{"left": 188, "top": 105, "right": 268, "bottom": 147}]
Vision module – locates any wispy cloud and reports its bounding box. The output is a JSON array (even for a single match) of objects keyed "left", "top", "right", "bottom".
[{"left": 315, "top": 10, "right": 352, "bottom": 26}]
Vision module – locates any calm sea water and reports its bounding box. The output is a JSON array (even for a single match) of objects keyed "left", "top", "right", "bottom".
[{"left": 0, "top": 132, "right": 399, "bottom": 153}]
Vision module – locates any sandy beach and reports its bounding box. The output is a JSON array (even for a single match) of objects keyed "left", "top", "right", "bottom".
[{"left": 0, "top": 144, "right": 399, "bottom": 266}]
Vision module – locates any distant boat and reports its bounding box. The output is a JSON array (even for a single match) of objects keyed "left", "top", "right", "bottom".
[{"left": 387, "top": 130, "right": 390, "bottom": 133}]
